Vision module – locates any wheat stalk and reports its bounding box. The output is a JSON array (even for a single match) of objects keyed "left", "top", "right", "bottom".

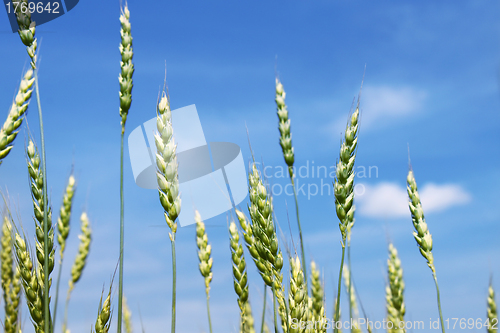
[
  {"left": 0, "top": 68, "right": 34, "bottom": 165},
  {"left": 488, "top": 283, "right": 498, "bottom": 333},
  {"left": 333, "top": 101, "right": 359, "bottom": 333},
  {"left": 406, "top": 168, "right": 445, "bottom": 333},
  {"left": 155, "top": 89, "right": 181, "bottom": 333},
  {"left": 386, "top": 243, "right": 405, "bottom": 333},
  {"left": 275, "top": 78, "right": 307, "bottom": 291},
  {"left": 117, "top": 4, "right": 135, "bottom": 332}
]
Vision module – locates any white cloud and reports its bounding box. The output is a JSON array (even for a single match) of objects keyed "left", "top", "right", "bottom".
[
  {"left": 330, "top": 85, "right": 427, "bottom": 133},
  {"left": 356, "top": 181, "right": 471, "bottom": 218}
]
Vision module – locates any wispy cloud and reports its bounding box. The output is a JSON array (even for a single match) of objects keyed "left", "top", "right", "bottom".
[
  {"left": 356, "top": 181, "right": 471, "bottom": 218},
  {"left": 329, "top": 85, "right": 427, "bottom": 134}
]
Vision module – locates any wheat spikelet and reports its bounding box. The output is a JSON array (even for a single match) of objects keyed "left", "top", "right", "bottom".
[
  {"left": 488, "top": 284, "right": 498, "bottom": 333},
  {"left": 229, "top": 221, "right": 249, "bottom": 306},
  {"left": 275, "top": 78, "right": 294, "bottom": 177},
  {"left": 68, "top": 212, "right": 91, "bottom": 292},
  {"left": 406, "top": 169, "right": 434, "bottom": 273},
  {"left": 119, "top": 3, "right": 134, "bottom": 131},
  {"left": 13, "top": 0, "right": 37, "bottom": 68},
  {"left": 57, "top": 175, "right": 76, "bottom": 259},
  {"left": 386, "top": 243, "right": 405, "bottom": 333},
  {"left": 241, "top": 301, "right": 256, "bottom": 333},
  {"left": 93, "top": 289, "right": 112, "bottom": 333},
  {"left": 0, "top": 68, "right": 34, "bottom": 165},
  {"left": 156, "top": 92, "right": 181, "bottom": 239}
]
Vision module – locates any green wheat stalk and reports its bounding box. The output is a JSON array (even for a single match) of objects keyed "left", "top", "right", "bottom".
[
  {"left": 406, "top": 168, "right": 445, "bottom": 333},
  {"left": 13, "top": 3, "right": 51, "bottom": 331},
  {"left": 155, "top": 90, "right": 181, "bottom": 333},
  {"left": 333, "top": 101, "right": 359, "bottom": 333},
  {"left": 275, "top": 78, "right": 307, "bottom": 288},
  {"left": 117, "top": 3, "right": 134, "bottom": 333}
]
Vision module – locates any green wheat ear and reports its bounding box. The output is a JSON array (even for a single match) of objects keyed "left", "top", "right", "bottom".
[
  {"left": 406, "top": 167, "right": 445, "bottom": 333},
  {"left": 0, "top": 68, "right": 34, "bottom": 165},
  {"left": 386, "top": 243, "right": 406, "bottom": 333},
  {"left": 488, "top": 283, "right": 498, "bottom": 333},
  {"left": 1, "top": 216, "right": 21, "bottom": 333}
]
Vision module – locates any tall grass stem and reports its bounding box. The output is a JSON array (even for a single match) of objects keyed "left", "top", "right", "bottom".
[
  {"left": 334, "top": 239, "right": 346, "bottom": 333},
  {"left": 260, "top": 286, "right": 267, "bottom": 333},
  {"left": 34, "top": 68, "right": 51, "bottom": 333}
]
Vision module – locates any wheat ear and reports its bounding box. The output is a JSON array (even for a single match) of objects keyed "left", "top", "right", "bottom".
[
  {"left": 229, "top": 220, "right": 253, "bottom": 332},
  {"left": 309, "top": 261, "right": 326, "bottom": 333},
  {"left": 288, "top": 256, "right": 307, "bottom": 333},
  {"left": 386, "top": 243, "right": 405, "bottom": 333},
  {"left": 27, "top": 139, "right": 54, "bottom": 307},
  {"left": 342, "top": 265, "right": 361, "bottom": 333},
  {"left": 333, "top": 102, "right": 359, "bottom": 333},
  {"left": 195, "top": 211, "right": 213, "bottom": 333},
  {"left": 53, "top": 174, "right": 76, "bottom": 328},
  {"left": 123, "top": 296, "right": 133, "bottom": 333},
  {"left": 247, "top": 163, "right": 286, "bottom": 333},
  {"left": 117, "top": 4, "right": 134, "bottom": 332},
  {"left": 488, "top": 283, "right": 498, "bottom": 333},
  {"left": 13, "top": 0, "right": 37, "bottom": 69},
  {"left": 406, "top": 168, "right": 445, "bottom": 332},
  {"left": 0, "top": 68, "right": 34, "bottom": 165},
  {"left": 155, "top": 90, "right": 181, "bottom": 333},
  {"left": 93, "top": 288, "right": 112, "bottom": 333},
  {"left": 2, "top": 216, "right": 22, "bottom": 333},
  {"left": 14, "top": 234, "right": 46, "bottom": 332},
  {"left": 61, "top": 212, "right": 91, "bottom": 333},
  {"left": 275, "top": 78, "right": 307, "bottom": 291}
]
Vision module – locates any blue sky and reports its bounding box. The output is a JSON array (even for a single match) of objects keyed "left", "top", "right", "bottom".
[{"left": 1, "top": 1, "right": 499, "bottom": 332}]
